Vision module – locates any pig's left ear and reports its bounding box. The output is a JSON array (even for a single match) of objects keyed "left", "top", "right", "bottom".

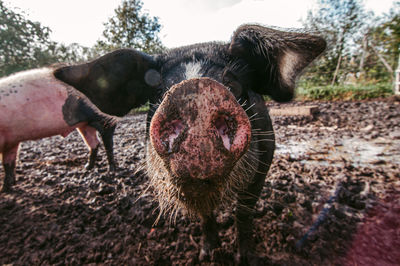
[{"left": 228, "top": 25, "right": 326, "bottom": 102}]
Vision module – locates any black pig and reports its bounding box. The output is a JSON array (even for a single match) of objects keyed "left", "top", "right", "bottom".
[{"left": 54, "top": 24, "right": 326, "bottom": 264}]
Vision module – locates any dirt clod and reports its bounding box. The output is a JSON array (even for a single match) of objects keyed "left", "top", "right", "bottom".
[{"left": 1, "top": 100, "right": 399, "bottom": 264}]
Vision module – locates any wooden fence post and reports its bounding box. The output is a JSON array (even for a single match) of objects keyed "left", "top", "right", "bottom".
[{"left": 395, "top": 56, "right": 400, "bottom": 95}]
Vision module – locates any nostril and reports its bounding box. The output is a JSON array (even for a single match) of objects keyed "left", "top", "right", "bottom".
[
  {"left": 214, "top": 115, "right": 234, "bottom": 151},
  {"left": 160, "top": 119, "right": 184, "bottom": 152}
]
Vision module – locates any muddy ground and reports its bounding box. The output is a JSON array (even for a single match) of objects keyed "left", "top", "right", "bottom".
[{"left": 0, "top": 99, "right": 399, "bottom": 265}]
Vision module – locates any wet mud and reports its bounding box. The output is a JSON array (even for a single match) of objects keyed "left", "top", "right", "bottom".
[{"left": 1, "top": 99, "right": 399, "bottom": 265}]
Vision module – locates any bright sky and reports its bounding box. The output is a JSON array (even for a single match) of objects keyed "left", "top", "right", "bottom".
[{"left": 4, "top": 0, "right": 397, "bottom": 48}]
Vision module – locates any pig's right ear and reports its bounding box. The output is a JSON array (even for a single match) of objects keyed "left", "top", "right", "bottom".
[
  {"left": 228, "top": 25, "right": 326, "bottom": 102},
  {"left": 54, "top": 49, "right": 160, "bottom": 112}
]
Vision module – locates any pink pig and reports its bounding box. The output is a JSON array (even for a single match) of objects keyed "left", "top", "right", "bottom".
[{"left": 0, "top": 67, "right": 118, "bottom": 192}]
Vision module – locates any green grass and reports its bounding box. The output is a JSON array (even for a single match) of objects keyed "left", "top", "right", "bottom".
[
  {"left": 296, "top": 82, "right": 394, "bottom": 101},
  {"left": 129, "top": 102, "right": 150, "bottom": 115},
  {"left": 130, "top": 82, "right": 395, "bottom": 114}
]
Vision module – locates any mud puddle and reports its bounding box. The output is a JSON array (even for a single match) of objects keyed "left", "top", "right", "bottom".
[
  {"left": 276, "top": 135, "right": 400, "bottom": 167},
  {"left": 1, "top": 100, "right": 399, "bottom": 265}
]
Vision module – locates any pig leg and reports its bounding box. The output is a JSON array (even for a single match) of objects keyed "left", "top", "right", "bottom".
[
  {"left": 77, "top": 126, "right": 100, "bottom": 170},
  {"left": 99, "top": 125, "right": 117, "bottom": 172},
  {"left": 1, "top": 144, "right": 20, "bottom": 192},
  {"left": 199, "top": 213, "right": 221, "bottom": 261},
  {"left": 235, "top": 158, "right": 272, "bottom": 264},
  {"left": 88, "top": 121, "right": 117, "bottom": 172}
]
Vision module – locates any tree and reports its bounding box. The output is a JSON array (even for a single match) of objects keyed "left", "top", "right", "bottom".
[
  {"left": 0, "top": 0, "right": 55, "bottom": 76},
  {"left": 49, "top": 43, "right": 98, "bottom": 63},
  {"left": 95, "top": 0, "right": 164, "bottom": 54},
  {"left": 362, "top": 2, "right": 400, "bottom": 81},
  {"left": 0, "top": 1, "right": 94, "bottom": 77},
  {"left": 302, "top": 0, "right": 367, "bottom": 85}
]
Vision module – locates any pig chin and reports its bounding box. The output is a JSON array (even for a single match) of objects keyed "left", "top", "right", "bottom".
[
  {"left": 169, "top": 157, "right": 235, "bottom": 214},
  {"left": 146, "top": 141, "right": 252, "bottom": 218}
]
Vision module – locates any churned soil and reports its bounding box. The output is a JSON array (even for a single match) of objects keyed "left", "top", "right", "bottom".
[{"left": 0, "top": 98, "right": 399, "bottom": 265}]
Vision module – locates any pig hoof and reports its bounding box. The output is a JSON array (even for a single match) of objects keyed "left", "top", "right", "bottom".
[
  {"left": 1, "top": 185, "right": 12, "bottom": 193},
  {"left": 235, "top": 252, "right": 267, "bottom": 266},
  {"left": 199, "top": 248, "right": 211, "bottom": 262},
  {"left": 108, "top": 163, "right": 118, "bottom": 173},
  {"left": 199, "top": 248, "right": 229, "bottom": 263},
  {"left": 2, "top": 177, "right": 15, "bottom": 192},
  {"left": 84, "top": 162, "right": 94, "bottom": 170}
]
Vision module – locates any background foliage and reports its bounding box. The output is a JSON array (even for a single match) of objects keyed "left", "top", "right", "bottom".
[
  {"left": 1, "top": 0, "right": 399, "bottom": 99},
  {"left": 95, "top": 0, "right": 164, "bottom": 54},
  {"left": 301, "top": 0, "right": 399, "bottom": 88},
  {"left": 0, "top": 0, "right": 53, "bottom": 76},
  {"left": 0, "top": 0, "right": 162, "bottom": 77}
]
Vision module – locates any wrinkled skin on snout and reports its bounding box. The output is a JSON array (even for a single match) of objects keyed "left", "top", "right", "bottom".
[
  {"left": 52, "top": 24, "right": 326, "bottom": 264},
  {"left": 0, "top": 68, "right": 118, "bottom": 192}
]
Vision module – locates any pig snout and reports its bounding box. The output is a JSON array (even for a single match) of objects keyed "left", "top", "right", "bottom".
[{"left": 150, "top": 78, "right": 251, "bottom": 180}]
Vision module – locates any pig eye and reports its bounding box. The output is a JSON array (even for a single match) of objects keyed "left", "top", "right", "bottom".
[
  {"left": 227, "top": 81, "right": 242, "bottom": 98},
  {"left": 222, "top": 72, "right": 243, "bottom": 97},
  {"left": 161, "top": 120, "right": 184, "bottom": 153},
  {"left": 214, "top": 115, "right": 235, "bottom": 151}
]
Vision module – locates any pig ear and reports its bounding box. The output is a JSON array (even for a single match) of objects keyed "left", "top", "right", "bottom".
[
  {"left": 228, "top": 25, "right": 326, "bottom": 102},
  {"left": 54, "top": 49, "right": 160, "bottom": 116}
]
